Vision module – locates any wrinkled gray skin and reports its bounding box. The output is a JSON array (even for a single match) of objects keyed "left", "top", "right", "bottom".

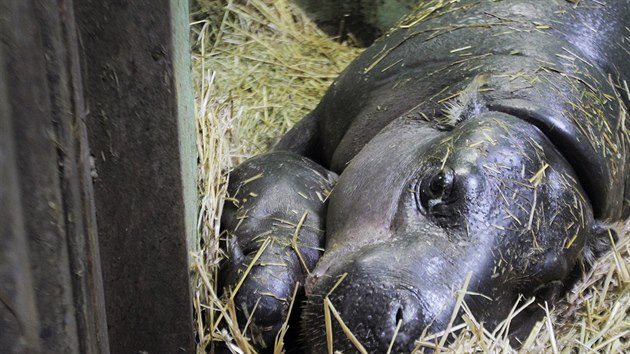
[{"left": 220, "top": 1, "right": 630, "bottom": 353}]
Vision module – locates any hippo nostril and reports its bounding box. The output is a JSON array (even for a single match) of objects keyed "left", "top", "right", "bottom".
[
  {"left": 395, "top": 306, "right": 404, "bottom": 324},
  {"left": 379, "top": 302, "right": 418, "bottom": 352}
]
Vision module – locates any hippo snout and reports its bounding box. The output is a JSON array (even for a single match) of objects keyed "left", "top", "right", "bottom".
[
  {"left": 303, "top": 241, "right": 468, "bottom": 353},
  {"left": 329, "top": 275, "right": 425, "bottom": 351},
  {"left": 330, "top": 286, "right": 425, "bottom": 353}
]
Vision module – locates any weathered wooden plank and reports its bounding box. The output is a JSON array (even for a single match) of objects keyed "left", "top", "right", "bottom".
[
  {"left": 172, "top": 0, "right": 198, "bottom": 254},
  {"left": 33, "top": 1, "right": 111, "bottom": 352},
  {"left": 0, "top": 27, "right": 42, "bottom": 354},
  {"left": 3, "top": 1, "right": 81, "bottom": 352},
  {"left": 1, "top": 0, "right": 110, "bottom": 352},
  {"left": 74, "top": 0, "right": 196, "bottom": 352}
]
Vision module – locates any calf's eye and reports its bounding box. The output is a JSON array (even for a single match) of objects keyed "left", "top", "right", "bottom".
[
  {"left": 416, "top": 166, "right": 457, "bottom": 216},
  {"left": 429, "top": 169, "right": 454, "bottom": 197}
]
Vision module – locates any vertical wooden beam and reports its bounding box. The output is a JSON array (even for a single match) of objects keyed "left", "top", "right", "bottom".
[
  {"left": 0, "top": 27, "right": 42, "bottom": 354},
  {"left": 74, "top": 0, "right": 196, "bottom": 352},
  {"left": 1, "top": 0, "right": 195, "bottom": 351},
  {"left": 172, "top": 0, "right": 198, "bottom": 253},
  {"left": 1, "top": 0, "right": 109, "bottom": 352},
  {"left": 34, "top": 0, "right": 111, "bottom": 352}
]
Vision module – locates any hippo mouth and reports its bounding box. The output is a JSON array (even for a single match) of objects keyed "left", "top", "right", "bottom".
[
  {"left": 301, "top": 281, "right": 429, "bottom": 353},
  {"left": 301, "top": 244, "right": 451, "bottom": 354},
  {"left": 300, "top": 233, "right": 506, "bottom": 353}
]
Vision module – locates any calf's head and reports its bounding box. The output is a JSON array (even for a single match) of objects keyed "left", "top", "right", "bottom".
[{"left": 302, "top": 112, "right": 594, "bottom": 352}]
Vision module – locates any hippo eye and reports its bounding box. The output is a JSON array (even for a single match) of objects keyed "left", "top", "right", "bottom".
[
  {"left": 416, "top": 167, "right": 457, "bottom": 217},
  {"left": 429, "top": 170, "right": 453, "bottom": 196}
]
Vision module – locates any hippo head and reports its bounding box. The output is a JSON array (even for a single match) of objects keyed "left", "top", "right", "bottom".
[{"left": 301, "top": 112, "right": 593, "bottom": 352}]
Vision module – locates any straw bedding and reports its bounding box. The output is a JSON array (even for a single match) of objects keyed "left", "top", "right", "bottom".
[{"left": 190, "top": 1, "right": 630, "bottom": 352}]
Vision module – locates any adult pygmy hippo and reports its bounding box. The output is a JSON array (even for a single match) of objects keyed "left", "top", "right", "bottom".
[{"left": 220, "top": 1, "right": 630, "bottom": 352}]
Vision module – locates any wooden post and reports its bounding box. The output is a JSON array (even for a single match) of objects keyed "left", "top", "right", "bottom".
[
  {"left": 1, "top": 0, "right": 109, "bottom": 352},
  {"left": 0, "top": 27, "right": 42, "bottom": 354},
  {"left": 74, "top": 0, "right": 196, "bottom": 352},
  {"left": 1, "top": 0, "right": 196, "bottom": 352}
]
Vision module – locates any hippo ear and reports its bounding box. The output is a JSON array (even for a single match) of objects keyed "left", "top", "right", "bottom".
[
  {"left": 442, "top": 73, "right": 490, "bottom": 127},
  {"left": 227, "top": 235, "right": 245, "bottom": 267},
  {"left": 582, "top": 222, "right": 618, "bottom": 266}
]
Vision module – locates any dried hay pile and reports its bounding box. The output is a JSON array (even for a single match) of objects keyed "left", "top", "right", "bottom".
[{"left": 190, "top": 1, "right": 630, "bottom": 352}]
